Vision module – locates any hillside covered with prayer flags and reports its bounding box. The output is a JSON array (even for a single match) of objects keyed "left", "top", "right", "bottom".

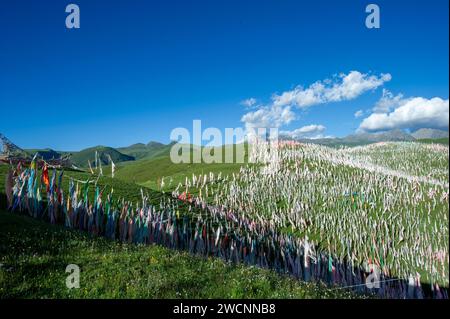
[{"left": 0, "top": 137, "right": 448, "bottom": 299}]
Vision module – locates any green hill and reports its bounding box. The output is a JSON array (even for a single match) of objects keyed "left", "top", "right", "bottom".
[
  {"left": 70, "top": 146, "right": 135, "bottom": 168},
  {"left": 114, "top": 143, "right": 250, "bottom": 189},
  {"left": 25, "top": 148, "right": 65, "bottom": 160},
  {"left": 117, "top": 141, "right": 174, "bottom": 160},
  {"left": 116, "top": 143, "right": 149, "bottom": 159}
]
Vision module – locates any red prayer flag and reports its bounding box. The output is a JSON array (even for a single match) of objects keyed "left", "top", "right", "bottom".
[{"left": 42, "top": 164, "right": 50, "bottom": 192}]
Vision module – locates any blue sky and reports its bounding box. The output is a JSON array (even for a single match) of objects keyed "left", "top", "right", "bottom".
[{"left": 0, "top": 0, "right": 448, "bottom": 150}]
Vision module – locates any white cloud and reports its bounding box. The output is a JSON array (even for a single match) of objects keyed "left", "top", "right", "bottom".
[
  {"left": 372, "top": 89, "right": 405, "bottom": 113},
  {"left": 241, "top": 71, "right": 391, "bottom": 139},
  {"left": 241, "top": 105, "right": 296, "bottom": 131},
  {"left": 241, "top": 98, "right": 257, "bottom": 108},
  {"left": 358, "top": 97, "right": 449, "bottom": 132},
  {"left": 272, "top": 71, "right": 391, "bottom": 109},
  {"left": 280, "top": 124, "right": 327, "bottom": 139},
  {"left": 354, "top": 110, "right": 364, "bottom": 118}
]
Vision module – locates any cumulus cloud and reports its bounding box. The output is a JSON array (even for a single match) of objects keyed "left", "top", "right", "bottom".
[
  {"left": 372, "top": 89, "right": 405, "bottom": 113},
  {"left": 280, "top": 124, "right": 327, "bottom": 139},
  {"left": 354, "top": 110, "right": 364, "bottom": 118},
  {"left": 241, "top": 98, "right": 257, "bottom": 108},
  {"left": 240, "top": 70, "right": 391, "bottom": 139},
  {"left": 272, "top": 71, "right": 391, "bottom": 109},
  {"left": 241, "top": 105, "right": 296, "bottom": 131},
  {"left": 358, "top": 97, "right": 449, "bottom": 132}
]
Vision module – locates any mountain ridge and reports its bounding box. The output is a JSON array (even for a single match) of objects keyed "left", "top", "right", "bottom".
[
  {"left": 294, "top": 129, "right": 448, "bottom": 146},
  {"left": 411, "top": 128, "right": 449, "bottom": 139},
  {"left": 3, "top": 128, "right": 448, "bottom": 167}
]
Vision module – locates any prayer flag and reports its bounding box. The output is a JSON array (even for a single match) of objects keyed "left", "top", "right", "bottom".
[{"left": 42, "top": 164, "right": 49, "bottom": 191}]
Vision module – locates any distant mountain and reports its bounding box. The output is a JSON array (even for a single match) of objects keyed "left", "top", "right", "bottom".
[
  {"left": 17, "top": 140, "right": 175, "bottom": 168},
  {"left": 116, "top": 143, "right": 149, "bottom": 160},
  {"left": 344, "top": 129, "right": 415, "bottom": 143},
  {"left": 25, "top": 148, "right": 64, "bottom": 161},
  {"left": 117, "top": 141, "right": 174, "bottom": 160},
  {"left": 411, "top": 128, "right": 449, "bottom": 139},
  {"left": 5, "top": 128, "right": 448, "bottom": 169},
  {"left": 70, "top": 146, "right": 135, "bottom": 167},
  {"left": 296, "top": 129, "right": 416, "bottom": 147}
]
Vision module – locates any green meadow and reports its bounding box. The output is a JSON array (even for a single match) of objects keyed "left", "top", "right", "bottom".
[
  {"left": 0, "top": 164, "right": 358, "bottom": 299},
  {"left": 1, "top": 140, "right": 447, "bottom": 298}
]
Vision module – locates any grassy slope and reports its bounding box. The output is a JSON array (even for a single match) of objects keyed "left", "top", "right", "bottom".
[
  {"left": 114, "top": 144, "right": 250, "bottom": 190},
  {"left": 0, "top": 210, "right": 359, "bottom": 299},
  {"left": 415, "top": 138, "right": 449, "bottom": 145},
  {"left": 117, "top": 142, "right": 174, "bottom": 160},
  {"left": 0, "top": 165, "right": 161, "bottom": 205},
  {"left": 1, "top": 141, "right": 447, "bottom": 297},
  {"left": 9, "top": 141, "right": 446, "bottom": 294},
  {"left": 70, "top": 146, "right": 135, "bottom": 168},
  {"left": 0, "top": 164, "right": 357, "bottom": 299},
  {"left": 114, "top": 156, "right": 245, "bottom": 190}
]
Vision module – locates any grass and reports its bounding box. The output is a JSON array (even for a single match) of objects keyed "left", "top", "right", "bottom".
[
  {"left": 202, "top": 142, "right": 449, "bottom": 286},
  {"left": 0, "top": 210, "right": 360, "bottom": 299},
  {"left": 0, "top": 163, "right": 359, "bottom": 299},
  {"left": 113, "top": 144, "right": 250, "bottom": 190},
  {"left": 117, "top": 141, "right": 174, "bottom": 160},
  {"left": 3, "top": 141, "right": 446, "bottom": 297},
  {"left": 0, "top": 164, "right": 164, "bottom": 205},
  {"left": 70, "top": 145, "right": 135, "bottom": 168},
  {"left": 415, "top": 138, "right": 449, "bottom": 145},
  {"left": 2, "top": 140, "right": 447, "bottom": 287},
  {"left": 116, "top": 156, "right": 245, "bottom": 190}
]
